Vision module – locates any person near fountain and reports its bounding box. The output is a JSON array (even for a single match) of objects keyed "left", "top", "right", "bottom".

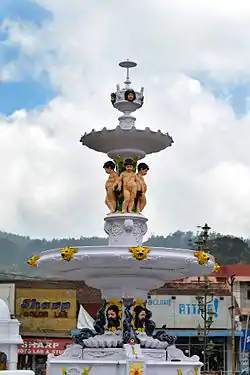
[
  {"left": 106, "top": 304, "right": 122, "bottom": 332},
  {"left": 103, "top": 160, "right": 119, "bottom": 215},
  {"left": 115, "top": 158, "right": 141, "bottom": 213},
  {"left": 136, "top": 162, "right": 149, "bottom": 213}
]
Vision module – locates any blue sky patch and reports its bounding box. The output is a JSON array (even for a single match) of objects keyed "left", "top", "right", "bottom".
[
  {"left": 0, "top": 77, "right": 57, "bottom": 115},
  {"left": 0, "top": 1, "right": 56, "bottom": 115},
  {"left": 191, "top": 73, "right": 250, "bottom": 118},
  {"left": 0, "top": 0, "right": 52, "bottom": 26}
]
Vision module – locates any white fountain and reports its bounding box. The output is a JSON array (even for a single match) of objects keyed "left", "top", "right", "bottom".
[{"left": 28, "top": 60, "right": 218, "bottom": 375}]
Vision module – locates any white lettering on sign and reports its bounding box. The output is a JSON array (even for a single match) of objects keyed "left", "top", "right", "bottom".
[
  {"left": 147, "top": 299, "right": 171, "bottom": 306},
  {"left": 22, "top": 341, "right": 60, "bottom": 349}
]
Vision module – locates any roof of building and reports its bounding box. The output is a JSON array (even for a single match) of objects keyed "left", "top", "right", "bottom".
[{"left": 211, "top": 264, "right": 250, "bottom": 278}]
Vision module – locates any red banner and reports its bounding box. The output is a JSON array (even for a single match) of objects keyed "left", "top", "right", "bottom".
[{"left": 18, "top": 338, "right": 72, "bottom": 355}]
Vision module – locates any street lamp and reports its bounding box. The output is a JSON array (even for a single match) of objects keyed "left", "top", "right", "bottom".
[{"left": 195, "top": 223, "right": 211, "bottom": 253}]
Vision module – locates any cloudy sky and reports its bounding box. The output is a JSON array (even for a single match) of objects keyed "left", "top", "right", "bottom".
[{"left": 1, "top": 0, "right": 250, "bottom": 239}]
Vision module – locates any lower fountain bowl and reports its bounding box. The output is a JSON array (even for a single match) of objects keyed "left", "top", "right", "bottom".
[{"left": 36, "top": 245, "right": 215, "bottom": 299}]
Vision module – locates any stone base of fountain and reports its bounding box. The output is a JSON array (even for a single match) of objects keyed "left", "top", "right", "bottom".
[{"left": 47, "top": 345, "right": 202, "bottom": 375}]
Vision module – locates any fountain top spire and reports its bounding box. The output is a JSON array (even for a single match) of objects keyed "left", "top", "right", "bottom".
[
  {"left": 119, "top": 59, "right": 137, "bottom": 87},
  {"left": 80, "top": 59, "right": 174, "bottom": 159}
]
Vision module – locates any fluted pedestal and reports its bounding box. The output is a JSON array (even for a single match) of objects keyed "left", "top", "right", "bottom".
[{"left": 104, "top": 213, "right": 148, "bottom": 246}]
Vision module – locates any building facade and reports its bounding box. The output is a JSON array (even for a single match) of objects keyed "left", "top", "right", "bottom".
[
  {"left": 213, "top": 264, "right": 250, "bottom": 375},
  {"left": 147, "top": 293, "right": 240, "bottom": 373},
  {"left": 15, "top": 288, "right": 76, "bottom": 374}
]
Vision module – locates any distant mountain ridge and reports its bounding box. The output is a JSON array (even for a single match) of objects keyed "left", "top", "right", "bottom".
[{"left": 0, "top": 229, "right": 249, "bottom": 278}]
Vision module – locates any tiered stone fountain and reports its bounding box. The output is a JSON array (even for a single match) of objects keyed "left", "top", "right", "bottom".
[{"left": 28, "top": 60, "right": 217, "bottom": 375}]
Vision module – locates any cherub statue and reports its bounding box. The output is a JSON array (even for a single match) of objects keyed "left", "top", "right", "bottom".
[
  {"left": 114, "top": 158, "right": 141, "bottom": 214},
  {"left": 103, "top": 161, "right": 119, "bottom": 215},
  {"left": 136, "top": 162, "right": 149, "bottom": 213}
]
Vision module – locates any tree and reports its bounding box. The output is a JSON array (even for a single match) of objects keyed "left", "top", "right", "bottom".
[{"left": 207, "top": 235, "right": 250, "bottom": 264}]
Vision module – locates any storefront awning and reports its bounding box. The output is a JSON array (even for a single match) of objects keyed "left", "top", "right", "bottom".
[
  {"left": 166, "top": 330, "right": 243, "bottom": 337},
  {"left": 18, "top": 338, "right": 73, "bottom": 355}
]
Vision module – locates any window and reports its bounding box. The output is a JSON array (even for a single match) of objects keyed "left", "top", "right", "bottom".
[{"left": 247, "top": 290, "right": 250, "bottom": 299}]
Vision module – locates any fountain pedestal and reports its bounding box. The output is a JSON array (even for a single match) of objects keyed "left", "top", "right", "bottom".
[
  {"left": 104, "top": 213, "right": 148, "bottom": 246},
  {"left": 47, "top": 345, "right": 203, "bottom": 375}
]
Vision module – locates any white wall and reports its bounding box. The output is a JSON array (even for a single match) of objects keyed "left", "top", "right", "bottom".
[{"left": 147, "top": 295, "right": 231, "bottom": 329}]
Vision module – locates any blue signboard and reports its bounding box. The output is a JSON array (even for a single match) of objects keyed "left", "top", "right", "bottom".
[{"left": 241, "top": 330, "right": 250, "bottom": 351}]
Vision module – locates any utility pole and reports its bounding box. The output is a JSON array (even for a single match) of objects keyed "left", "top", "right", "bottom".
[
  {"left": 195, "top": 223, "right": 214, "bottom": 373},
  {"left": 196, "top": 281, "right": 215, "bottom": 372},
  {"left": 228, "top": 274, "right": 236, "bottom": 375}
]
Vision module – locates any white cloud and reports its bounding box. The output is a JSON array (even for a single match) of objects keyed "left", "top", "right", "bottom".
[{"left": 1, "top": 0, "right": 250, "bottom": 238}]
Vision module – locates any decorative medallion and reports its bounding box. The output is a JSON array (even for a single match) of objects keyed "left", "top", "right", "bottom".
[
  {"left": 27, "top": 255, "right": 40, "bottom": 267},
  {"left": 129, "top": 362, "right": 144, "bottom": 375},
  {"left": 105, "top": 299, "right": 122, "bottom": 332},
  {"left": 82, "top": 367, "right": 92, "bottom": 375},
  {"left": 129, "top": 246, "right": 150, "bottom": 260},
  {"left": 212, "top": 258, "right": 220, "bottom": 272},
  {"left": 60, "top": 247, "right": 78, "bottom": 261},
  {"left": 194, "top": 250, "right": 209, "bottom": 265}
]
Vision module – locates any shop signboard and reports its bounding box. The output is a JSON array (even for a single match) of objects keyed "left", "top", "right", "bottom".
[
  {"left": 241, "top": 330, "right": 250, "bottom": 351},
  {"left": 18, "top": 338, "right": 72, "bottom": 355},
  {"left": 15, "top": 289, "right": 76, "bottom": 334},
  {"left": 240, "top": 352, "right": 249, "bottom": 375},
  {"left": 146, "top": 295, "right": 231, "bottom": 329},
  {"left": 0, "top": 283, "right": 15, "bottom": 315}
]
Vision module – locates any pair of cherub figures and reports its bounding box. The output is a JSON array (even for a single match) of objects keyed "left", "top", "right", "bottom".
[{"left": 104, "top": 158, "right": 149, "bottom": 215}]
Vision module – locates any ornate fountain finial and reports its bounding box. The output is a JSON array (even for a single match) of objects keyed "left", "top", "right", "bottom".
[
  {"left": 109, "top": 59, "right": 144, "bottom": 130},
  {"left": 119, "top": 59, "right": 137, "bottom": 87}
]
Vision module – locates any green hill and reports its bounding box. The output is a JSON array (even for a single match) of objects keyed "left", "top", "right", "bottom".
[{"left": 0, "top": 229, "right": 249, "bottom": 278}]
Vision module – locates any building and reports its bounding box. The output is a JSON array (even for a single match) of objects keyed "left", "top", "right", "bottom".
[
  {"left": 148, "top": 276, "right": 239, "bottom": 373},
  {"left": 213, "top": 264, "right": 250, "bottom": 375},
  {"left": 14, "top": 285, "right": 77, "bottom": 373}
]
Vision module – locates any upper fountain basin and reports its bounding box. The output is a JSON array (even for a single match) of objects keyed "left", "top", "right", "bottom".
[{"left": 80, "top": 126, "right": 174, "bottom": 160}]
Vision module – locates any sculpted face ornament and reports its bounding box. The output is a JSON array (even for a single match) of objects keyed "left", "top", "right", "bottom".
[
  {"left": 129, "top": 246, "right": 150, "bottom": 260},
  {"left": 60, "top": 247, "right": 78, "bottom": 261},
  {"left": 110, "top": 92, "right": 116, "bottom": 106},
  {"left": 27, "top": 255, "right": 40, "bottom": 267},
  {"left": 194, "top": 250, "right": 210, "bottom": 265},
  {"left": 105, "top": 299, "right": 122, "bottom": 332},
  {"left": 125, "top": 89, "right": 136, "bottom": 102}
]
